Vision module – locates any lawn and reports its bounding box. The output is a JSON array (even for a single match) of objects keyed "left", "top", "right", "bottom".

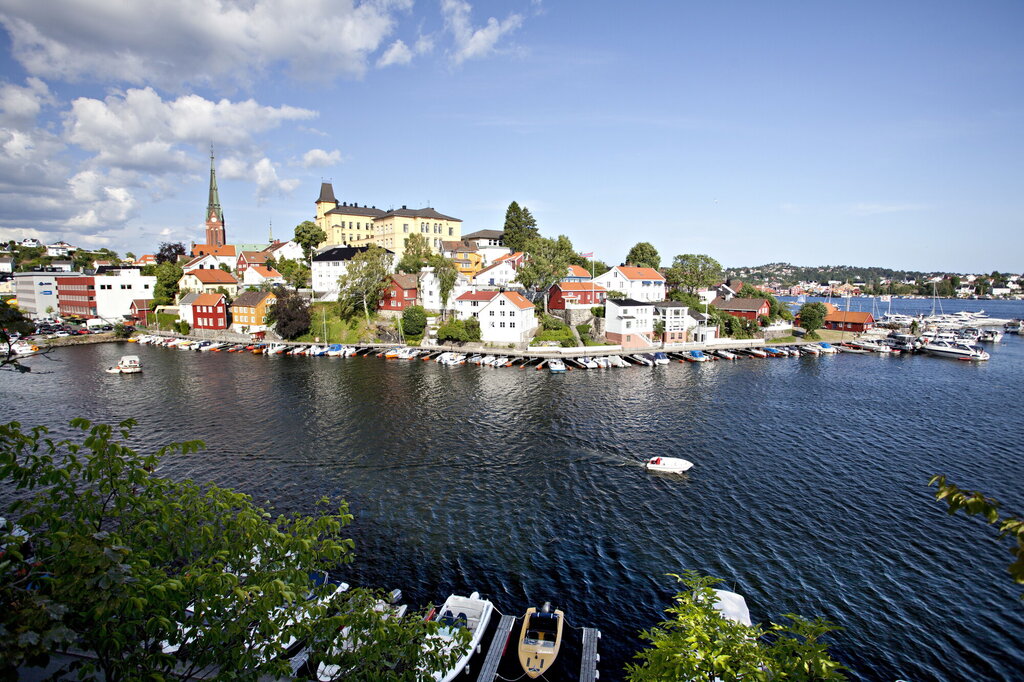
[{"left": 296, "top": 304, "right": 370, "bottom": 344}]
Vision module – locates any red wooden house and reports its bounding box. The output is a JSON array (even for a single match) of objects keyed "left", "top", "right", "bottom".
[
  {"left": 190, "top": 293, "right": 228, "bottom": 330},
  {"left": 129, "top": 299, "right": 153, "bottom": 326},
  {"left": 547, "top": 282, "right": 607, "bottom": 310},
  {"left": 378, "top": 273, "right": 419, "bottom": 312},
  {"left": 711, "top": 297, "right": 770, "bottom": 321},
  {"left": 823, "top": 310, "right": 875, "bottom": 332}
]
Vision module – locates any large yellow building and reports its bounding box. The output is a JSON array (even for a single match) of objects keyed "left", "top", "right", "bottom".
[{"left": 314, "top": 182, "right": 462, "bottom": 262}]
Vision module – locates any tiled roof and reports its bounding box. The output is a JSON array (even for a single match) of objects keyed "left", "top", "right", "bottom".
[
  {"left": 442, "top": 240, "right": 476, "bottom": 252},
  {"left": 713, "top": 297, "right": 768, "bottom": 311},
  {"left": 502, "top": 291, "right": 534, "bottom": 310},
  {"left": 456, "top": 290, "right": 500, "bottom": 302},
  {"left": 183, "top": 256, "right": 205, "bottom": 269},
  {"left": 463, "top": 229, "right": 503, "bottom": 240},
  {"left": 186, "top": 269, "right": 237, "bottom": 284},
  {"left": 616, "top": 266, "right": 665, "bottom": 281},
  {"left": 391, "top": 273, "right": 418, "bottom": 290},
  {"left": 130, "top": 298, "right": 153, "bottom": 309},
  {"left": 568, "top": 264, "right": 591, "bottom": 278},
  {"left": 326, "top": 204, "right": 386, "bottom": 218},
  {"left": 232, "top": 290, "right": 276, "bottom": 308},
  {"left": 240, "top": 250, "right": 268, "bottom": 264},
  {"left": 494, "top": 251, "right": 524, "bottom": 264},
  {"left": 825, "top": 311, "right": 874, "bottom": 324},
  {"left": 374, "top": 207, "right": 460, "bottom": 221},
  {"left": 191, "top": 244, "right": 236, "bottom": 258},
  {"left": 250, "top": 265, "right": 282, "bottom": 278},
  {"left": 192, "top": 293, "right": 225, "bottom": 307},
  {"left": 556, "top": 282, "right": 606, "bottom": 292},
  {"left": 473, "top": 261, "right": 511, "bottom": 279}
]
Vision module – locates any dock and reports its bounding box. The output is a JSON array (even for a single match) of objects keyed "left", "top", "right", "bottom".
[{"left": 476, "top": 613, "right": 516, "bottom": 682}]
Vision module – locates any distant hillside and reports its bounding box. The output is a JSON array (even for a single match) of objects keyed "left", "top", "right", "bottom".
[{"left": 724, "top": 262, "right": 933, "bottom": 286}]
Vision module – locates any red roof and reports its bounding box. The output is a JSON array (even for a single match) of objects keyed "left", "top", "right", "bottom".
[
  {"left": 825, "top": 311, "right": 874, "bottom": 324},
  {"left": 501, "top": 291, "right": 534, "bottom": 310},
  {"left": 186, "top": 269, "right": 237, "bottom": 284},
  {"left": 456, "top": 290, "right": 500, "bottom": 302},
  {"left": 556, "top": 282, "right": 606, "bottom": 293},
  {"left": 567, "top": 264, "right": 591, "bottom": 278},
  {"left": 190, "top": 244, "right": 236, "bottom": 258},
  {"left": 617, "top": 266, "right": 664, "bottom": 281},
  {"left": 250, "top": 265, "right": 282, "bottom": 279},
  {"left": 191, "top": 293, "right": 225, "bottom": 307}
]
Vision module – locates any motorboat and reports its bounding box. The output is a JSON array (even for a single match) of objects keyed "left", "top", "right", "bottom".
[
  {"left": 836, "top": 344, "right": 870, "bottom": 354},
  {"left": 10, "top": 340, "right": 39, "bottom": 356},
  {"left": 817, "top": 342, "right": 838, "bottom": 354},
  {"left": 105, "top": 355, "right": 142, "bottom": 374},
  {"left": 493, "top": 356, "right": 510, "bottom": 367},
  {"left": 645, "top": 456, "right": 694, "bottom": 473},
  {"left": 548, "top": 359, "right": 566, "bottom": 373},
  {"left": 630, "top": 354, "right": 653, "bottom": 366},
  {"left": 517, "top": 602, "right": 565, "bottom": 679},
  {"left": 713, "top": 589, "right": 752, "bottom": 626},
  {"left": 800, "top": 344, "right": 820, "bottom": 356},
  {"left": 713, "top": 349, "right": 737, "bottom": 360},
  {"left": 314, "top": 597, "right": 408, "bottom": 681},
  {"left": 579, "top": 356, "right": 599, "bottom": 369},
  {"left": 608, "top": 355, "right": 629, "bottom": 367},
  {"left": 594, "top": 356, "right": 610, "bottom": 368},
  {"left": 264, "top": 343, "right": 287, "bottom": 355},
  {"left": 922, "top": 340, "right": 990, "bottom": 361},
  {"left": 428, "top": 592, "right": 494, "bottom": 682},
  {"left": 325, "top": 344, "right": 345, "bottom": 356},
  {"left": 685, "top": 350, "right": 708, "bottom": 362},
  {"left": 744, "top": 348, "right": 767, "bottom": 358},
  {"left": 652, "top": 352, "right": 670, "bottom": 365},
  {"left": 848, "top": 340, "right": 892, "bottom": 354},
  {"left": 979, "top": 329, "right": 1003, "bottom": 343}
]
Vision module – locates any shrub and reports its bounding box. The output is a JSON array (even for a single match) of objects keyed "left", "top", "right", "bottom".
[
  {"left": 465, "top": 318, "right": 481, "bottom": 341},
  {"left": 437, "top": 319, "right": 469, "bottom": 343},
  {"left": 576, "top": 323, "right": 591, "bottom": 337},
  {"left": 173, "top": 320, "right": 191, "bottom": 335},
  {"left": 591, "top": 306, "right": 605, "bottom": 318},
  {"left": 542, "top": 315, "right": 566, "bottom": 331},
  {"left": 112, "top": 323, "right": 133, "bottom": 339},
  {"left": 560, "top": 338, "right": 576, "bottom": 347},
  {"left": 402, "top": 305, "right": 427, "bottom": 337}
]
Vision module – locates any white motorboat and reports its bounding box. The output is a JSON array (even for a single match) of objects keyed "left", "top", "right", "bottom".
[
  {"left": 645, "top": 456, "right": 694, "bottom": 474},
  {"left": 314, "top": 598, "right": 408, "bottom": 681},
  {"left": 800, "top": 344, "right": 820, "bottom": 356},
  {"left": 630, "top": 354, "right": 653, "bottom": 366},
  {"left": 817, "top": 342, "right": 839, "bottom": 354},
  {"left": 979, "top": 329, "right": 1003, "bottom": 343},
  {"left": 744, "top": 348, "right": 768, "bottom": 358},
  {"left": 609, "top": 355, "right": 629, "bottom": 367},
  {"left": 548, "top": 359, "right": 566, "bottom": 373},
  {"left": 713, "top": 349, "right": 737, "bottom": 360},
  {"left": 264, "top": 343, "right": 287, "bottom": 355},
  {"left": 922, "top": 340, "right": 990, "bottom": 361},
  {"left": 493, "top": 356, "right": 509, "bottom": 367},
  {"left": 426, "top": 592, "right": 494, "bottom": 682},
  {"left": 652, "top": 352, "right": 670, "bottom": 365},
  {"left": 105, "top": 355, "right": 142, "bottom": 374}
]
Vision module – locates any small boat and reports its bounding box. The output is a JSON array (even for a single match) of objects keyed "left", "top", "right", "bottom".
[
  {"left": 800, "top": 344, "right": 820, "bottom": 356},
  {"left": 744, "top": 348, "right": 767, "bottom": 358},
  {"left": 713, "top": 349, "right": 737, "bottom": 360},
  {"left": 608, "top": 355, "right": 629, "bottom": 367},
  {"left": 645, "top": 456, "right": 694, "bottom": 473},
  {"left": 817, "top": 342, "right": 838, "bottom": 354},
  {"left": 325, "top": 344, "right": 345, "bottom": 356},
  {"left": 836, "top": 344, "right": 870, "bottom": 354},
  {"left": 105, "top": 355, "right": 142, "bottom": 374},
  {"left": 762, "top": 346, "right": 784, "bottom": 357},
  {"left": 517, "top": 602, "right": 565, "bottom": 679},
  {"left": 579, "top": 356, "right": 599, "bottom": 369},
  {"left": 652, "top": 352, "right": 670, "bottom": 365},
  {"left": 493, "top": 356, "right": 510, "bottom": 367},
  {"left": 630, "top": 354, "right": 653, "bottom": 366},
  {"left": 685, "top": 350, "right": 708, "bottom": 362},
  {"left": 429, "top": 592, "right": 494, "bottom": 682},
  {"left": 979, "top": 329, "right": 1003, "bottom": 343},
  {"left": 548, "top": 359, "right": 567, "bottom": 373},
  {"left": 10, "top": 340, "right": 39, "bottom": 356}
]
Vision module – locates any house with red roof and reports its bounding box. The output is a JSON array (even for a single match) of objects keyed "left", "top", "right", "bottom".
[
  {"left": 129, "top": 299, "right": 153, "bottom": 325},
  {"left": 562, "top": 264, "right": 591, "bottom": 282},
  {"left": 471, "top": 259, "right": 518, "bottom": 288},
  {"left": 241, "top": 264, "right": 284, "bottom": 288},
  {"left": 592, "top": 265, "right": 666, "bottom": 302},
  {"left": 456, "top": 290, "right": 538, "bottom": 344},
  {"left": 189, "top": 243, "right": 237, "bottom": 270},
  {"left": 178, "top": 269, "right": 239, "bottom": 297},
  {"left": 379, "top": 273, "right": 419, "bottom": 313},
  {"left": 547, "top": 281, "right": 607, "bottom": 310},
  {"left": 236, "top": 250, "right": 269, "bottom": 273},
  {"left": 823, "top": 310, "right": 875, "bottom": 332},
  {"left": 711, "top": 297, "right": 770, "bottom": 322}
]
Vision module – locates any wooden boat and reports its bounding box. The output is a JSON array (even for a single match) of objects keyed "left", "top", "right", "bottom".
[{"left": 518, "top": 602, "right": 564, "bottom": 679}]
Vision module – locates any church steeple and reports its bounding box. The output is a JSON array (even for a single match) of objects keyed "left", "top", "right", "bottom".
[{"left": 205, "top": 145, "right": 226, "bottom": 246}]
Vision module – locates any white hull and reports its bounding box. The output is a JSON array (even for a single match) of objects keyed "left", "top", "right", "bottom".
[{"left": 646, "top": 456, "right": 693, "bottom": 473}]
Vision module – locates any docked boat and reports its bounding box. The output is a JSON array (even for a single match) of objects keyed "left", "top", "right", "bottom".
[
  {"left": 10, "top": 340, "right": 39, "bottom": 356},
  {"left": 744, "top": 348, "right": 768, "bottom": 358},
  {"left": 800, "top": 344, "right": 820, "bottom": 356},
  {"left": 848, "top": 340, "right": 892, "bottom": 354},
  {"left": 817, "top": 342, "right": 838, "bottom": 354},
  {"left": 518, "top": 602, "right": 565, "bottom": 679},
  {"left": 713, "top": 349, "right": 737, "bottom": 360},
  {"left": 922, "top": 340, "right": 990, "bottom": 361},
  {"left": 105, "top": 355, "right": 142, "bottom": 374},
  {"left": 685, "top": 350, "right": 708, "bottom": 362},
  {"left": 645, "top": 456, "right": 694, "bottom": 473},
  {"left": 608, "top": 355, "right": 629, "bottom": 367},
  {"left": 428, "top": 592, "right": 494, "bottom": 682},
  {"left": 630, "top": 354, "right": 653, "bottom": 366},
  {"left": 493, "top": 356, "right": 510, "bottom": 367},
  {"left": 652, "top": 352, "right": 670, "bottom": 365},
  {"left": 837, "top": 344, "right": 870, "bottom": 354},
  {"left": 547, "top": 359, "right": 567, "bottom": 373},
  {"left": 979, "top": 329, "right": 1003, "bottom": 343}
]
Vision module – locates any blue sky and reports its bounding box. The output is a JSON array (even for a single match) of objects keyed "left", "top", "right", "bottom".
[{"left": 0, "top": 1, "right": 1020, "bottom": 272}]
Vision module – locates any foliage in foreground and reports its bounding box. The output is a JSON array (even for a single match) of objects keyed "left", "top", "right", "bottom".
[
  {"left": 0, "top": 419, "right": 463, "bottom": 681},
  {"left": 267, "top": 286, "right": 311, "bottom": 339},
  {"left": 626, "top": 572, "right": 846, "bottom": 682}
]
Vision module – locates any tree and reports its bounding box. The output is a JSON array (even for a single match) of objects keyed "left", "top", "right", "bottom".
[
  {"left": 266, "top": 287, "right": 311, "bottom": 339},
  {"left": 625, "top": 242, "right": 660, "bottom": 270},
  {"left": 1, "top": 299, "right": 36, "bottom": 372},
  {"left": 502, "top": 201, "right": 539, "bottom": 254},
  {"left": 218, "top": 262, "right": 232, "bottom": 273},
  {"left": 428, "top": 254, "right": 459, "bottom": 315},
  {"left": 929, "top": 476, "right": 1024, "bottom": 589},
  {"left": 294, "top": 220, "right": 327, "bottom": 265},
  {"left": 653, "top": 319, "right": 666, "bottom": 347},
  {"left": 436, "top": 318, "right": 469, "bottom": 343},
  {"left": 666, "top": 254, "right": 722, "bottom": 294},
  {"left": 401, "top": 305, "right": 427, "bottom": 338},
  {"left": 125, "top": 252, "right": 136, "bottom": 262},
  {"left": 156, "top": 242, "right": 185, "bottom": 265},
  {"left": 514, "top": 235, "right": 575, "bottom": 312},
  {"left": 152, "top": 261, "right": 183, "bottom": 306},
  {"left": 798, "top": 302, "right": 828, "bottom": 339},
  {"left": 337, "top": 246, "right": 393, "bottom": 325},
  {"left": 0, "top": 419, "right": 461, "bottom": 680},
  {"left": 626, "top": 572, "right": 845, "bottom": 681},
  {"left": 275, "top": 257, "right": 311, "bottom": 290},
  {"left": 396, "top": 234, "right": 433, "bottom": 274}
]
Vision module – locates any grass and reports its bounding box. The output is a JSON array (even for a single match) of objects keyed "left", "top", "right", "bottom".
[
  {"left": 295, "top": 304, "right": 372, "bottom": 344},
  {"left": 770, "top": 335, "right": 798, "bottom": 343}
]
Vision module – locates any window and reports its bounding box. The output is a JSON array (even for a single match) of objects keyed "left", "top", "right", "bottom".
[
  {"left": 404, "top": 224, "right": 409, "bottom": 233},
  {"left": 500, "top": 322, "right": 506, "bottom": 328},
  {"left": 448, "top": 227, "right": 454, "bottom": 236},
  {"left": 490, "top": 311, "right": 495, "bottom": 316}
]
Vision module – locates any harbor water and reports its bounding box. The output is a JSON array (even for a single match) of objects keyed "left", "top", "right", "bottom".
[{"left": 3, "top": 299, "right": 1023, "bottom": 681}]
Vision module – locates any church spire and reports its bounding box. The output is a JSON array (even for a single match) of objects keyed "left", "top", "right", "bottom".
[{"left": 205, "top": 145, "right": 226, "bottom": 247}]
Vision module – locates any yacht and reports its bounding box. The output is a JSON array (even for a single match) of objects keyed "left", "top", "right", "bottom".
[{"left": 922, "top": 339, "right": 990, "bottom": 361}]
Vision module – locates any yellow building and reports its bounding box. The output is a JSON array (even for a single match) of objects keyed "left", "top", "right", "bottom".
[
  {"left": 441, "top": 240, "right": 484, "bottom": 276},
  {"left": 313, "top": 182, "right": 461, "bottom": 262}
]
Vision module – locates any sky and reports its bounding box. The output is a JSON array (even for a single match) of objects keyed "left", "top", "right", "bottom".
[{"left": 0, "top": 0, "right": 1020, "bottom": 273}]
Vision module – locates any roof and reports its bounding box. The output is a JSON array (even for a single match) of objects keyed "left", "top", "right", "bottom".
[
  {"left": 825, "top": 311, "right": 875, "bottom": 324},
  {"left": 192, "top": 293, "right": 225, "bottom": 307},
  {"left": 240, "top": 250, "right": 268, "bottom": 264},
  {"left": 462, "top": 229, "right": 504, "bottom": 240},
  {"left": 374, "top": 206, "right": 460, "bottom": 222},
  {"left": 608, "top": 298, "right": 654, "bottom": 307},
  {"left": 262, "top": 240, "right": 294, "bottom": 255},
  {"left": 713, "top": 297, "right": 769, "bottom": 311},
  {"left": 130, "top": 298, "right": 153, "bottom": 309},
  {"left": 473, "top": 261, "right": 513, "bottom": 279},
  {"left": 687, "top": 309, "right": 711, "bottom": 322},
  {"left": 183, "top": 256, "right": 205, "bottom": 269},
  {"left": 456, "top": 290, "right": 500, "bottom": 302},
  {"left": 442, "top": 240, "right": 476, "bottom": 252},
  {"left": 391, "top": 273, "right": 419, "bottom": 290},
  {"left": 232, "top": 290, "right": 276, "bottom": 308},
  {"left": 312, "top": 246, "right": 373, "bottom": 262},
  {"left": 185, "top": 269, "right": 237, "bottom": 284},
  {"left": 655, "top": 300, "right": 690, "bottom": 308},
  {"left": 494, "top": 251, "right": 524, "bottom": 264},
  {"left": 249, "top": 265, "right": 282, "bottom": 279},
  {"left": 178, "top": 293, "right": 200, "bottom": 305},
  {"left": 316, "top": 182, "right": 337, "bottom": 204},
  {"left": 567, "top": 264, "right": 591, "bottom": 278},
  {"left": 501, "top": 291, "right": 534, "bottom": 310},
  {"left": 326, "top": 204, "right": 387, "bottom": 218},
  {"left": 190, "top": 244, "right": 236, "bottom": 258},
  {"left": 555, "top": 281, "right": 606, "bottom": 292},
  {"left": 616, "top": 266, "right": 665, "bottom": 281}
]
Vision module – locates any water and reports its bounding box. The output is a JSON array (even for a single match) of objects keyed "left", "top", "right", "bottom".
[{"left": 3, "top": 322, "right": 1024, "bottom": 681}]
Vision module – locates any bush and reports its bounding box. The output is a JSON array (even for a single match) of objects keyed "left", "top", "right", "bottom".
[
  {"left": 173, "top": 320, "right": 191, "bottom": 335},
  {"left": 560, "top": 338, "right": 576, "bottom": 347},
  {"left": 437, "top": 318, "right": 469, "bottom": 343},
  {"left": 541, "top": 314, "right": 566, "bottom": 331},
  {"left": 112, "top": 322, "right": 133, "bottom": 339},
  {"left": 402, "top": 305, "right": 427, "bottom": 337},
  {"left": 576, "top": 323, "right": 591, "bottom": 338},
  {"left": 465, "top": 318, "right": 481, "bottom": 341},
  {"left": 591, "top": 306, "right": 605, "bottom": 318}
]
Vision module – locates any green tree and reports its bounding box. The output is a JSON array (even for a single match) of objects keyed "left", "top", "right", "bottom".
[
  {"left": 218, "top": 262, "right": 232, "bottom": 274},
  {"left": 156, "top": 242, "right": 185, "bottom": 265},
  {"left": 653, "top": 319, "right": 666, "bottom": 347},
  {"left": 436, "top": 318, "right": 469, "bottom": 343},
  {"left": 275, "top": 257, "right": 311, "bottom": 290},
  {"left": 112, "top": 322, "right": 133, "bottom": 339},
  {"left": 798, "top": 302, "right": 828, "bottom": 339},
  {"left": 626, "top": 572, "right": 845, "bottom": 681},
  {"left": 294, "top": 220, "right": 327, "bottom": 265},
  {"left": 514, "top": 235, "right": 575, "bottom": 312},
  {"left": 625, "top": 242, "right": 660, "bottom": 270},
  {"left": 152, "top": 261, "right": 183, "bottom": 306},
  {"left": 666, "top": 254, "right": 722, "bottom": 294},
  {"left": 337, "top": 246, "right": 393, "bottom": 325},
  {"left": 1, "top": 299, "right": 36, "bottom": 372},
  {"left": 396, "top": 234, "right": 433, "bottom": 274},
  {"left": 929, "top": 476, "right": 1024, "bottom": 589},
  {"left": 401, "top": 305, "right": 427, "bottom": 338},
  {"left": 502, "top": 201, "right": 539, "bottom": 254},
  {"left": 125, "top": 251, "right": 136, "bottom": 262},
  {"left": 0, "top": 419, "right": 461, "bottom": 680},
  {"left": 429, "top": 254, "right": 459, "bottom": 315},
  {"left": 266, "top": 286, "right": 311, "bottom": 339}
]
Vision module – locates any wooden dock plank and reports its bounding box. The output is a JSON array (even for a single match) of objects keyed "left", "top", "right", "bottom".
[
  {"left": 477, "top": 613, "right": 516, "bottom": 682},
  {"left": 579, "top": 627, "right": 600, "bottom": 682}
]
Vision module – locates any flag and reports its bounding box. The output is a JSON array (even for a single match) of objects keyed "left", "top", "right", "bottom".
[{"left": 580, "top": 252, "right": 594, "bottom": 257}]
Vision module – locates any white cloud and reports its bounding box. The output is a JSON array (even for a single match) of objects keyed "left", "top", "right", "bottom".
[
  {"left": 441, "top": 0, "right": 523, "bottom": 65},
  {"left": 66, "top": 170, "right": 139, "bottom": 227},
  {"left": 0, "top": 0, "right": 413, "bottom": 90},
  {"left": 377, "top": 39, "right": 413, "bottom": 68},
  {"left": 221, "top": 156, "right": 299, "bottom": 202},
  {"left": 415, "top": 35, "right": 436, "bottom": 55},
  {"left": 300, "top": 148, "right": 343, "bottom": 167},
  {"left": 0, "top": 77, "right": 54, "bottom": 127}
]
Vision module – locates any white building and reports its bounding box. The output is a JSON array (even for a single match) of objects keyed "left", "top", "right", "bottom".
[
  {"left": 455, "top": 289, "right": 538, "bottom": 344},
  {"left": 592, "top": 266, "right": 666, "bottom": 302},
  {"left": 418, "top": 266, "right": 471, "bottom": 313},
  {"left": 0, "top": 255, "right": 13, "bottom": 274},
  {"left": 311, "top": 246, "right": 387, "bottom": 302},
  {"left": 242, "top": 265, "right": 285, "bottom": 288},
  {"left": 654, "top": 301, "right": 717, "bottom": 344},
  {"left": 46, "top": 241, "right": 75, "bottom": 257},
  {"left": 57, "top": 268, "right": 157, "bottom": 321},
  {"left": 461, "top": 229, "right": 509, "bottom": 266},
  {"left": 605, "top": 298, "right": 656, "bottom": 349},
  {"left": 471, "top": 260, "right": 518, "bottom": 288},
  {"left": 262, "top": 239, "right": 305, "bottom": 263},
  {"left": 13, "top": 271, "right": 81, "bottom": 318}
]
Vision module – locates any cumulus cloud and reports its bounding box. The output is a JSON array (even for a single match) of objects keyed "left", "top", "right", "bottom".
[
  {"left": 0, "top": 0, "right": 413, "bottom": 90},
  {"left": 0, "top": 77, "right": 54, "bottom": 127},
  {"left": 220, "top": 156, "right": 299, "bottom": 202},
  {"left": 300, "top": 148, "right": 343, "bottom": 167},
  {"left": 377, "top": 39, "right": 413, "bottom": 68},
  {"left": 441, "top": 0, "right": 523, "bottom": 65},
  {"left": 66, "top": 169, "right": 139, "bottom": 228}
]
